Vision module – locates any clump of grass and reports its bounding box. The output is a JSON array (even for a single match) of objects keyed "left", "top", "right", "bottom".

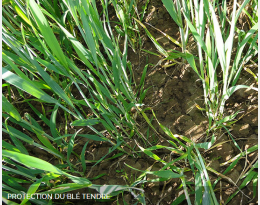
[
  {"left": 110, "top": 0, "right": 147, "bottom": 52},
  {"left": 184, "top": 0, "right": 258, "bottom": 129},
  {"left": 160, "top": 0, "right": 258, "bottom": 130},
  {"left": 2, "top": 0, "right": 149, "bottom": 203}
]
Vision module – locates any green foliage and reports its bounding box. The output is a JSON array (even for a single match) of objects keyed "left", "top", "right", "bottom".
[
  {"left": 2, "top": 0, "right": 148, "bottom": 204},
  {"left": 2, "top": 0, "right": 258, "bottom": 204},
  {"left": 183, "top": 0, "right": 258, "bottom": 129}
]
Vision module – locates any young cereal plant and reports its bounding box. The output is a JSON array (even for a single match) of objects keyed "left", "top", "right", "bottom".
[
  {"left": 2, "top": 0, "right": 149, "bottom": 204},
  {"left": 181, "top": 0, "right": 258, "bottom": 130}
]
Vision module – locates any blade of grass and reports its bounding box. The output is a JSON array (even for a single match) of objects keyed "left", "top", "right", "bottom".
[{"left": 28, "top": 0, "right": 68, "bottom": 69}]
